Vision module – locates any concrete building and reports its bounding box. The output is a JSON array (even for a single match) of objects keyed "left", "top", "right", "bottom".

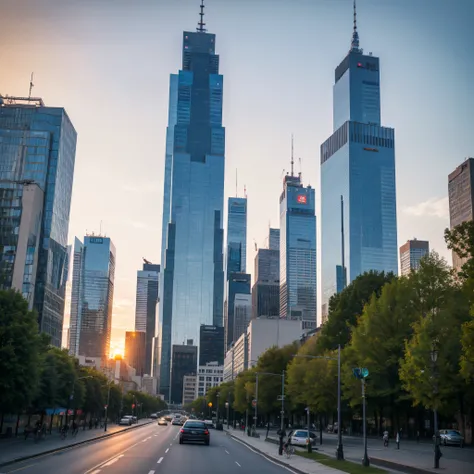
[
  {"left": 182, "top": 375, "right": 197, "bottom": 406},
  {"left": 399, "top": 239, "right": 430, "bottom": 276},
  {"left": 142, "top": 375, "right": 158, "bottom": 396},
  {"left": 196, "top": 361, "right": 223, "bottom": 398},
  {"left": 170, "top": 341, "right": 198, "bottom": 405}
]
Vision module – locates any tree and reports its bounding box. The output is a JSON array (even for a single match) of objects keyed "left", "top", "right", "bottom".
[
  {"left": 0, "top": 289, "right": 41, "bottom": 414},
  {"left": 460, "top": 313, "right": 474, "bottom": 384},
  {"left": 317, "top": 271, "right": 396, "bottom": 351},
  {"left": 445, "top": 220, "right": 474, "bottom": 283}
]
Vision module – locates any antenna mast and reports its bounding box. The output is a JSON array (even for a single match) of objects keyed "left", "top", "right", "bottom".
[
  {"left": 197, "top": 0, "right": 207, "bottom": 33},
  {"left": 290, "top": 134, "right": 294, "bottom": 177},
  {"left": 28, "top": 72, "right": 34, "bottom": 99}
]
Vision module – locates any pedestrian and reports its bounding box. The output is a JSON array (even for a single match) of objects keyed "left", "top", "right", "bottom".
[
  {"left": 89, "top": 419, "right": 93, "bottom": 430},
  {"left": 396, "top": 430, "right": 400, "bottom": 449},
  {"left": 277, "top": 427, "right": 287, "bottom": 456},
  {"left": 266, "top": 422, "right": 270, "bottom": 439}
]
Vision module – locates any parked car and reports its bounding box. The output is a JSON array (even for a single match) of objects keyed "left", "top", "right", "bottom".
[
  {"left": 179, "top": 420, "right": 210, "bottom": 445},
  {"left": 288, "top": 430, "right": 317, "bottom": 447},
  {"left": 203, "top": 419, "right": 215, "bottom": 429},
  {"left": 439, "top": 430, "right": 464, "bottom": 447},
  {"left": 119, "top": 417, "right": 132, "bottom": 426},
  {"left": 150, "top": 413, "right": 158, "bottom": 419}
]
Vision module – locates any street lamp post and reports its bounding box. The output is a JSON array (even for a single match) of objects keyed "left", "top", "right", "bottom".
[
  {"left": 104, "top": 381, "right": 112, "bottom": 432},
  {"left": 216, "top": 393, "right": 220, "bottom": 424},
  {"left": 431, "top": 341, "right": 442, "bottom": 469},
  {"left": 225, "top": 401, "right": 230, "bottom": 429},
  {"left": 306, "top": 406, "right": 312, "bottom": 453},
  {"left": 293, "top": 345, "right": 344, "bottom": 460},
  {"left": 255, "top": 374, "right": 258, "bottom": 431},
  {"left": 67, "top": 375, "right": 92, "bottom": 425},
  {"left": 353, "top": 367, "right": 369, "bottom": 467}
]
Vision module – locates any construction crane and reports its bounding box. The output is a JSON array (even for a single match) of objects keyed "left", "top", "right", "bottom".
[{"left": 143, "top": 258, "right": 152, "bottom": 265}]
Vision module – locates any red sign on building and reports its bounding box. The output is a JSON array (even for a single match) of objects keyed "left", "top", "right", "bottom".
[{"left": 297, "top": 194, "right": 307, "bottom": 204}]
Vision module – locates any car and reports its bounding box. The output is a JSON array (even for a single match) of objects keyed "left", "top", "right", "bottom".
[
  {"left": 203, "top": 419, "right": 215, "bottom": 429},
  {"left": 164, "top": 415, "right": 172, "bottom": 422},
  {"left": 150, "top": 413, "right": 158, "bottom": 419},
  {"left": 119, "top": 417, "right": 132, "bottom": 426},
  {"left": 439, "top": 429, "right": 464, "bottom": 447},
  {"left": 179, "top": 420, "right": 210, "bottom": 445},
  {"left": 158, "top": 418, "right": 168, "bottom": 426},
  {"left": 123, "top": 415, "right": 137, "bottom": 424},
  {"left": 172, "top": 418, "right": 182, "bottom": 426},
  {"left": 288, "top": 430, "right": 317, "bottom": 447}
]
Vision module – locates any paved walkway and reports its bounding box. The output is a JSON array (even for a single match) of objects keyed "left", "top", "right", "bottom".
[
  {"left": 0, "top": 419, "right": 152, "bottom": 466},
  {"left": 226, "top": 429, "right": 345, "bottom": 474}
]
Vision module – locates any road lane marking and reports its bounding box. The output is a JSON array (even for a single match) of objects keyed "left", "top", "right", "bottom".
[
  {"left": 157, "top": 457, "right": 164, "bottom": 464},
  {"left": 6, "top": 464, "right": 39, "bottom": 474},
  {"left": 90, "top": 471, "right": 101, "bottom": 474},
  {"left": 230, "top": 437, "right": 299, "bottom": 474},
  {"left": 102, "top": 454, "right": 124, "bottom": 467},
  {"left": 225, "top": 450, "right": 230, "bottom": 454},
  {"left": 235, "top": 461, "right": 241, "bottom": 467},
  {"left": 165, "top": 448, "right": 169, "bottom": 453},
  {"left": 148, "top": 471, "right": 155, "bottom": 474}
]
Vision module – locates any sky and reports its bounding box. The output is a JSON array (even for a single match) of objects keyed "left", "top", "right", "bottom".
[{"left": 1, "top": 0, "right": 473, "bottom": 356}]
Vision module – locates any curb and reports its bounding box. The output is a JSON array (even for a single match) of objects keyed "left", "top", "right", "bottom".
[
  {"left": 0, "top": 421, "right": 153, "bottom": 468},
  {"left": 226, "top": 431, "right": 308, "bottom": 474},
  {"left": 370, "top": 458, "right": 435, "bottom": 474}
]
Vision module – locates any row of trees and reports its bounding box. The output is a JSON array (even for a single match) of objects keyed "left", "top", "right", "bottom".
[
  {"left": 187, "top": 222, "right": 474, "bottom": 439},
  {"left": 0, "top": 289, "right": 167, "bottom": 427}
]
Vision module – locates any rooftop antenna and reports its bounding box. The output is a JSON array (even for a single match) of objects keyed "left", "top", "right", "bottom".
[
  {"left": 244, "top": 184, "right": 247, "bottom": 199},
  {"left": 350, "top": 0, "right": 361, "bottom": 53},
  {"left": 197, "top": 0, "right": 207, "bottom": 33},
  {"left": 290, "top": 135, "right": 294, "bottom": 177},
  {"left": 28, "top": 72, "right": 34, "bottom": 99},
  {"left": 299, "top": 157, "right": 302, "bottom": 181}
]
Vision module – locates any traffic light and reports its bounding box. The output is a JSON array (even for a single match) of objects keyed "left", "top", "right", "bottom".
[
  {"left": 132, "top": 403, "right": 136, "bottom": 409},
  {"left": 352, "top": 367, "right": 369, "bottom": 379}
]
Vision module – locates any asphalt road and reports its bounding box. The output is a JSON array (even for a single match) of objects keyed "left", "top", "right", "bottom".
[{"left": 0, "top": 424, "right": 296, "bottom": 474}]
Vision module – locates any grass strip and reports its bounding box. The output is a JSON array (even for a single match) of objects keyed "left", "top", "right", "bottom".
[{"left": 296, "top": 450, "right": 387, "bottom": 474}]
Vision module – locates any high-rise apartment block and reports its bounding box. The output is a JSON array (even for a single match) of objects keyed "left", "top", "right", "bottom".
[
  {"left": 399, "top": 239, "right": 430, "bottom": 276},
  {"left": 158, "top": 10, "right": 225, "bottom": 399},
  {"left": 448, "top": 158, "right": 474, "bottom": 272},
  {"left": 68, "top": 235, "right": 116, "bottom": 364},
  {"left": 135, "top": 262, "right": 159, "bottom": 375},
  {"left": 0, "top": 95, "right": 77, "bottom": 347},
  {"left": 320, "top": 4, "right": 398, "bottom": 312}
]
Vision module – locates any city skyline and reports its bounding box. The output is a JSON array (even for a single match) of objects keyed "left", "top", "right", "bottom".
[{"left": 2, "top": 0, "right": 472, "bottom": 354}]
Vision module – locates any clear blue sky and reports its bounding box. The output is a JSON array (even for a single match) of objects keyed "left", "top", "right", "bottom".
[{"left": 1, "top": 0, "right": 473, "bottom": 352}]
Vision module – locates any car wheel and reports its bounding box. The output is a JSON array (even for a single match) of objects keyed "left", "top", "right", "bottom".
[
  {"left": 205, "top": 441, "right": 210, "bottom": 446},
  {"left": 179, "top": 438, "right": 183, "bottom": 444}
]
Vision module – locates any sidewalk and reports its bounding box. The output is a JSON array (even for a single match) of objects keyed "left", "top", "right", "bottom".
[
  {"left": 226, "top": 428, "right": 345, "bottom": 474},
  {"left": 0, "top": 419, "right": 152, "bottom": 467}
]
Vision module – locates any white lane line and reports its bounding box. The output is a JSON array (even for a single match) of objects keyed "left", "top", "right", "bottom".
[
  {"left": 102, "top": 454, "right": 124, "bottom": 467},
  {"left": 148, "top": 471, "right": 155, "bottom": 474},
  {"left": 165, "top": 448, "right": 169, "bottom": 453},
  {"left": 235, "top": 461, "right": 241, "bottom": 467},
  {"left": 157, "top": 457, "right": 164, "bottom": 464},
  {"left": 90, "top": 471, "right": 101, "bottom": 474},
  {"left": 225, "top": 450, "right": 230, "bottom": 454},
  {"left": 230, "top": 437, "right": 299, "bottom": 474}
]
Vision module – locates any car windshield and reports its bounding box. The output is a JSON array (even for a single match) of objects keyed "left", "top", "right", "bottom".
[
  {"left": 447, "top": 430, "right": 461, "bottom": 435},
  {"left": 294, "top": 431, "right": 308, "bottom": 437},
  {"left": 184, "top": 422, "right": 206, "bottom": 429}
]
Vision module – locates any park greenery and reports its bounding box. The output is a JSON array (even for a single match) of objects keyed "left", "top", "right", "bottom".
[
  {"left": 0, "top": 290, "right": 166, "bottom": 423},
  {"left": 187, "top": 222, "right": 474, "bottom": 440}
]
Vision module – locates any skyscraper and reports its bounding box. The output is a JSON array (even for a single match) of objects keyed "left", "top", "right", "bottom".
[
  {"left": 0, "top": 95, "right": 77, "bottom": 347},
  {"left": 269, "top": 228, "right": 280, "bottom": 251},
  {"left": 170, "top": 341, "right": 198, "bottom": 405},
  {"left": 158, "top": 5, "right": 225, "bottom": 399},
  {"left": 252, "top": 247, "right": 280, "bottom": 319},
  {"left": 70, "top": 235, "right": 116, "bottom": 364},
  {"left": 124, "top": 331, "right": 146, "bottom": 377},
  {"left": 320, "top": 2, "right": 398, "bottom": 311},
  {"left": 134, "top": 262, "right": 160, "bottom": 375},
  {"left": 199, "top": 324, "right": 224, "bottom": 366},
  {"left": 399, "top": 239, "right": 429, "bottom": 276},
  {"left": 279, "top": 141, "right": 317, "bottom": 328},
  {"left": 227, "top": 197, "right": 247, "bottom": 275},
  {"left": 448, "top": 158, "right": 474, "bottom": 272}
]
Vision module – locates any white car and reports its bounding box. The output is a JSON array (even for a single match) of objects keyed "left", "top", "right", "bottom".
[
  {"left": 288, "top": 430, "right": 317, "bottom": 447},
  {"left": 119, "top": 417, "right": 132, "bottom": 426}
]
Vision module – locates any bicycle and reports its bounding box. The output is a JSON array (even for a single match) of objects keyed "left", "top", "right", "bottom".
[{"left": 284, "top": 443, "right": 295, "bottom": 458}]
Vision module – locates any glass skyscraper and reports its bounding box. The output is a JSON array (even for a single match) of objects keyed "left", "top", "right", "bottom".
[
  {"left": 158, "top": 11, "right": 225, "bottom": 399},
  {"left": 320, "top": 5, "right": 398, "bottom": 311},
  {"left": 0, "top": 96, "right": 77, "bottom": 347},
  {"left": 279, "top": 171, "right": 317, "bottom": 329},
  {"left": 227, "top": 197, "right": 247, "bottom": 275}
]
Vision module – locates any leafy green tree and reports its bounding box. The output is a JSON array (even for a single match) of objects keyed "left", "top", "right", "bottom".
[
  {"left": 445, "top": 220, "right": 474, "bottom": 284},
  {"left": 317, "top": 271, "right": 396, "bottom": 351},
  {"left": 0, "top": 289, "right": 41, "bottom": 413},
  {"left": 460, "top": 313, "right": 474, "bottom": 383}
]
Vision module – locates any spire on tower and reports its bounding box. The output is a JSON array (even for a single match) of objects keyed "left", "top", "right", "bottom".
[
  {"left": 290, "top": 134, "right": 294, "bottom": 177},
  {"left": 350, "top": 0, "right": 362, "bottom": 53},
  {"left": 197, "top": 0, "right": 207, "bottom": 33}
]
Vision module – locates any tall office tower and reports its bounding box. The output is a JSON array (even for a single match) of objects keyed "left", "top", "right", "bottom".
[
  {"left": 224, "top": 272, "right": 251, "bottom": 350},
  {"left": 448, "top": 158, "right": 474, "bottom": 272},
  {"left": 124, "top": 331, "right": 146, "bottom": 376},
  {"left": 199, "top": 324, "right": 224, "bottom": 366},
  {"left": 170, "top": 341, "right": 198, "bottom": 405},
  {"left": 233, "top": 293, "right": 252, "bottom": 341},
  {"left": 227, "top": 197, "right": 247, "bottom": 275},
  {"left": 69, "top": 237, "right": 84, "bottom": 356},
  {"left": 399, "top": 239, "right": 430, "bottom": 276},
  {"left": 279, "top": 140, "right": 317, "bottom": 329},
  {"left": 0, "top": 95, "right": 77, "bottom": 347},
  {"left": 320, "top": 2, "right": 398, "bottom": 312},
  {"left": 158, "top": 4, "right": 225, "bottom": 399},
  {"left": 134, "top": 262, "right": 160, "bottom": 375},
  {"left": 70, "top": 235, "right": 116, "bottom": 363},
  {"left": 252, "top": 245, "right": 280, "bottom": 319},
  {"left": 269, "top": 228, "right": 280, "bottom": 251}
]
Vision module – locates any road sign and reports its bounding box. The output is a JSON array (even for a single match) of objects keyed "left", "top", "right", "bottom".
[
  {"left": 252, "top": 399, "right": 257, "bottom": 407},
  {"left": 277, "top": 395, "right": 285, "bottom": 401}
]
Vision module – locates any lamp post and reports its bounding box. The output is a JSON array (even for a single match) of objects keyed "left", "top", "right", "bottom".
[
  {"left": 293, "top": 345, "right": 343, "bottom": 460},
  {"left": 431, "top": 341, "right": 442, "bottom": 469},
  {"left": 103, "top": 381, "right": 113, "bottom": 432},
  {"left": 68, "top": 375, "right": 92, "bottom": 425},
  {"left": 306, "top": 406, "right": 312, "bottom": 453},
  {"left": 353, "top": 367, "right": 369, "bottom": 467},
  {"left": 225, "top": 401, "right": 230, "bottom": 429},
  {"left": 216, "top": 393, "right": 220, "bottom": 424}
]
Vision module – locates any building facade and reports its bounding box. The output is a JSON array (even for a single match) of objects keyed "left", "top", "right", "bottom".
[
  {"left": 70, "top": 235, "right": 116, "bottom": 363},
  {"left": 448, "top": 158, "right": 474, "bottom": 272},
  {"left": 158, "top": 13, "right": 225, "bottom": 399},
  {"left": 0, "top": 96, "right": 77, "bottom": 347},
  {"left": 124, "top": 331, "right": 146, "bottom": 377},
  {"left": 196, "top": 361, "right": 223, "bottom": 398},
  {"left": 170, "top": 341, "right": 198, "bottom": 405},
  {"left": 279, "top": 171, "right": 317, "bottom": 329},
  {"left": 135, "top": 262, "right": 160, "bottom": 375},
  {"left": 269, "top": 228, "right": 280, "bottom": 251},
  {"left": 199, "top": 324, "right": 224, "bottom": 366},
  {"left": 224, "top": 272, "right": 251, "bottom": 350},
  {"left": 226, "top": 197, "right": 247, "bottom": 275},
  {"left": 69, "top": 237, "right": 84, "bottom": 355},
  {"left": 320, "top": 6, "right": 398, "bottom": 312},
  {"left": 182, "top": 375, "right": 197, "bottom": 405},
  {"left": 399, "top": 239, "right": 429, "bottom": 276},
  {"left": 233, "top": 293, "right": 252, "bottom": 342}
]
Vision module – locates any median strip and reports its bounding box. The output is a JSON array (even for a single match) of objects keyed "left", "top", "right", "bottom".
[{"left": 297, "top": 451, "right": 387, "bottom": 474}]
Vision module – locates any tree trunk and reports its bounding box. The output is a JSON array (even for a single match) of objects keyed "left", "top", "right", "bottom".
[{"left": 14, "top": 414, "right": 20, "bottom": 437}]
